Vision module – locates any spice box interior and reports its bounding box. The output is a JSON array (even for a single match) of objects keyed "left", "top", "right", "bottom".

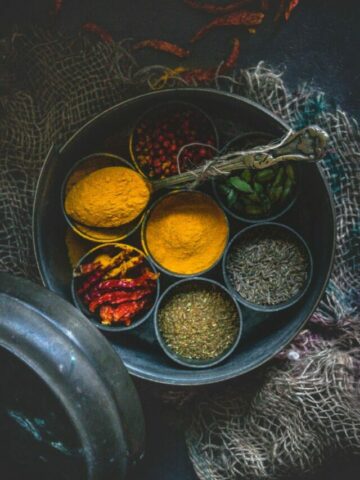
[{"left": 34, "top": 89, "right": 335, "bottom": 385}]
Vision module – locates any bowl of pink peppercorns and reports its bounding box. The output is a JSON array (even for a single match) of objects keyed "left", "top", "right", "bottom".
[{"left": 129, "top": 101, "right": 218, "bottom": 180}]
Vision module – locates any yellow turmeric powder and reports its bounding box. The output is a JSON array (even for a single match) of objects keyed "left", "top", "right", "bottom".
[
  {"left": 65, "top": 166, "right": 150, "bottom": 228},
  {"left": 144, "top": 191, "right": 228, "bottom": 275}
]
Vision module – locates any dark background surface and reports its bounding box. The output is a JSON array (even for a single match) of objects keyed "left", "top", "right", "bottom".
[
  {"left": 1, "top": 0, "right": 360, "bottom": 118},
  {"left": 1, "top": 0, "right": 359, "bottom": 479}
]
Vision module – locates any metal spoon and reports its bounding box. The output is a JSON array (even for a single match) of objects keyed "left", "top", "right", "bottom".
[{"left": 152, "top": 125, "right": 329, "bottom": 190}]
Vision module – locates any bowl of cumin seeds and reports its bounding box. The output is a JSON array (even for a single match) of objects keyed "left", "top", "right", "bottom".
[{"left": 223, "top": 222, "right": 313, "bottom": 312}]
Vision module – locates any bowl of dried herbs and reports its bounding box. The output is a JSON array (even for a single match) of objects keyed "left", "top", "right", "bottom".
[{"left": 155, "top": 277, "right": 242, "bottom": 368}]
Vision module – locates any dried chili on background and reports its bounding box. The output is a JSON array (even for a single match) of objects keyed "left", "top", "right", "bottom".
[
  {"left": 191, "top": 10, "right": 265, "bottom": 42},
  {"left": 222, "top": 37, "right": 241, "bottom": 69},
  {"left": 285, "top": 0, "right": 300, "bottom": 21},
  {"left": 133, "top": 39, "right": 190, "bottom": 58},
  {"left": 184, "top": 0, "right": 253, "bottom": 14},
  {"left": 275, "top": 0, "right": 300, "bottom": 21},
  {"left": 81, "top": 23, "right": 113, "bottom": 44}
]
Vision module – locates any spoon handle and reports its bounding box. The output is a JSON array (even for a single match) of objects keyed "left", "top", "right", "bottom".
[
  {"left": 228, "top": 126, "right": 329, "bottom": 170},
  {"left": 152, "top": 126, "right": 329, "bottom": 190}
]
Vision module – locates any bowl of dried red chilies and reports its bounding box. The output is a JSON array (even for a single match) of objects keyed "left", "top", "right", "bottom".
[{"left": 72, "top": 243, "right": 160, "bottom": 331}]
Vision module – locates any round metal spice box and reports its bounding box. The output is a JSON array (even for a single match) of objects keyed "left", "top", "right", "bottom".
[{"left": 33, "top": 88, "right": 336, "bottom": 385}]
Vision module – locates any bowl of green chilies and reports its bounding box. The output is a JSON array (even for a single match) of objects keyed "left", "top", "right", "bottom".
[{"left": 213, "top": 133, "right": 299, "bottom": 222}]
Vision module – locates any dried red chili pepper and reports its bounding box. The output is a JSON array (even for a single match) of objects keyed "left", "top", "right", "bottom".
[
  {"left": 180, "top": 67, "right": 215, "bottom": 84},
  {"left": 77, "top": 253, "right": 133, "bottom": 294},
  {"left": 191, "top": 10, "right": 265, "bottom": 43},
  {"left": 285, "top": 0, "right": 300, "bottom": 21},
  {"left": 133, "top": 40, "right": 190, "bottom": 58},
  {"left": 100, "top": 299, "right": 149, "bottom": 325},
  {"left": 184, "top": 0, "right": 252, "bottom": 14},
  {"left": 77, "top": 269, "right": 105, "bottom": 296},
  {"left": 85, "top": 270, "right": 158, "bottom": 304},
  {"left": 89, "top": 288, "right": 153, "bottom": 312},
  {"left": 74, "top": 260, "right": 102, "bottom": 277},
  {"left": 222, "top": 37, "right": 241, "bottom": 69},
  {"left": 95, "top": 270, "right": 159, "bottom": 292},
  {"left": 82, "top": 23, "right": 113, "bottom": 44}
]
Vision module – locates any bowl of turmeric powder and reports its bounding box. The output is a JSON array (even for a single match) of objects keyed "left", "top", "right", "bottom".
[
  {"left": 141, "top": 190, "right": 229, "bottom": 277},
  {"left": 72, "top": 243, "right": 160, "bottom": 331},
  {"left": 62, "top": 153, "right": 151, "bottom": 243}
]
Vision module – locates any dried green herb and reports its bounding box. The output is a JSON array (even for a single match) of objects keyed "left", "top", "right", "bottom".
[
  {"left": 217, "top": 163, "right": 296, "bottom": 218},
  {"left": 158, "top": 283, "right": 239, "bottom": 361},
  {"left": 226, "top": 227, "right": 309, "bottom": 306}
]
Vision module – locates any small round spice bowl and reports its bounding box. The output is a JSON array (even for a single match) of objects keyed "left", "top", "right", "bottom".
[
  {"left": 154, "top": 277, "right": 242, "bottom": 368},
  {"left": 61, "top": 153, "right": 147, "bottom": 243},
  {"left": 71, "top": 242, "right": 160, "bottom": 332},
  {"left": 129, "top": 101, "right": 219, "bottom": 181},
  {"left": 223, "top": 222, "right": 313, "bottom": 312},
  {"left": 141, "top": 190, "right": 229, "bottom": 278},
  {"left": 212, "top": 132, "right": 299, "bottom": 223}
]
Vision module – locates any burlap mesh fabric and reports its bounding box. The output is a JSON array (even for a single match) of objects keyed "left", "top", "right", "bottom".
[{"left": 0, "top": 30, "right": 359, "bottom": 479}]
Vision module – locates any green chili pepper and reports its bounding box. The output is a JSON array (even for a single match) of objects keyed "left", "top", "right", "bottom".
[
  {"left": 286, "top": 165, "right": 295, "bottom": 181},
  {"left": 254, "top": 182, "right": 264, "bottom": 194},
  {"left": 241, "top": 169, "right": 252, "bottom": 182},
  {"left": 273, "top": 166, "right": 285, "bottom": 187},
  {"left": 273, "top": 186, "right": 283, "bottom": 202},
  {"left": 255, "top": 168, "right": 274, "bottom": 183},
  {"left": 261, "top": 195, "right": 272, "bottom": 212},
  {"left": 281, "top": 177, "right": 293, "bottom": 201},
  {"left": 228, "top": 176, "right": 253, "bottom": 193}
]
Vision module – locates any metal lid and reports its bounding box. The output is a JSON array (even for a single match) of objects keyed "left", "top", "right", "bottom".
[{"left": 0, "top": 273, "right": 145, "bottom": 480}]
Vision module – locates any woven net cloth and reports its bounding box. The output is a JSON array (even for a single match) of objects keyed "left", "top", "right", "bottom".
[{"left": 0, "top": 30, "right": 359, "bottom": 479}]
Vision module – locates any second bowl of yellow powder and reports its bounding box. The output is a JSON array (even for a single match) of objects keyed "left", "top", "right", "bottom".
[{"left": 142, "top": 191, "right": 229, "bottom": 276}]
